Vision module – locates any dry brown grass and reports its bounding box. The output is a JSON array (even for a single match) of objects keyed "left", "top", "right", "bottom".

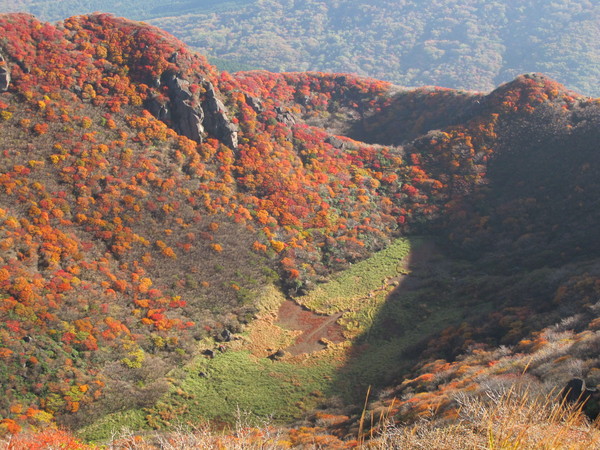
[
  {"left": 4, "top": 380, "right": 599, "bottom": 449},
  {"left": 84, "top": 383, "right": 600, "bottom": 449},
  {"left": 367, "top": 385, "right": 600, "bottom": 449}
]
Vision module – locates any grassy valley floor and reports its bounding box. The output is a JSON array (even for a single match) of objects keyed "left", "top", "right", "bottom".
[{"left": 77, "top": 236, "right": 489, "bottom": 443}]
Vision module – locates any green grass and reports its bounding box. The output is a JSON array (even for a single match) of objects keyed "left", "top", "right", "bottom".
[
  {"left": 147, "top": 350, "right": 338, "bottom": 428},
  {"left": 316, "top": 236, "right": 495, "bottom": 397},
  {"left": 299, "top": 237, "right": 412, "bottom": 315},
  {"left": 336, "top": 298, "right": 466, "bottom": 396},
  {"left": 76, "top": 349, "right": 338, "bottom": 442},
  {"left": 77, "top": 409, "right": 148, "bottom": 443}
]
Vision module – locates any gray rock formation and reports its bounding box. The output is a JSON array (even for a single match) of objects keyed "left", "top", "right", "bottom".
[
  {"left": 0, "top": 53, "right": 10, "bottom": 92},
  {"left": 201, "top": 349, "right": 215, "bottom": 359},
  {"left": 246, "top": 94, "right": 264, "bottom": 113},
  {"left": 147, "top": 71, "right": 238, "bottom": 150},
  {"left": 268, "top": 349, "right": 287, "bottom": 361},
  {"left": 155, "top": 71, "right": 205, "bottom": 143},
  {"left": 561, "top": 377, "right": 600, "bottom": 420},
  {"left": 201, "top": 81, "right": 238, "bottom": 149},
  {"left": 325, "top": 136, "right": 348, "bottom": 150},
  {"left": 219, "top": 329, "right": 232, "bottom": 342},
  {"left": 275, "top": 106, "right": 297, "bottom": 126}
]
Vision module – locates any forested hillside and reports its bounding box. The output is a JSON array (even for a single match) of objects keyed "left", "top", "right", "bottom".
[
  {"left": 0, "top": 12, "right": 600, "bottom": 448},
  {"left": 1, "top": 0, "right": 599, "bottom": 96}
]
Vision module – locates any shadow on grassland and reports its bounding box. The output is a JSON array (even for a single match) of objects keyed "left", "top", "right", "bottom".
[{"left": 328, "top": 236, "right": 494, "bottom": 406}]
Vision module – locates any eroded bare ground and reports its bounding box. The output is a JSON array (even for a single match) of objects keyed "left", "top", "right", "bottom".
[{"left": 276, "top": 300, "right": 345, "bottom": 355}]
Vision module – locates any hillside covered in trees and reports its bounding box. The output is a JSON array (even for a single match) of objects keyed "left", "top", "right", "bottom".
[
  {"left": 1, "top": 0, "right": 599, "bottom": 96},
  {"left": 0, "top": 12, "right": 599, "bottom": 448}
]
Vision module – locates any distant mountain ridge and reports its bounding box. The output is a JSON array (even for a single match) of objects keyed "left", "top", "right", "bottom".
[{"left": 1, "top": 0, "right": 599, "bottom": 96}]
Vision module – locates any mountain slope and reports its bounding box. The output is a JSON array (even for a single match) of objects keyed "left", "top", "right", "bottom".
[{"left": 0, "top": 12, "right": 599, "bottom": 445}]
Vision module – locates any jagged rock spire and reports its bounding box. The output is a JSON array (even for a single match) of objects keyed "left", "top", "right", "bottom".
[{"left": 0, "top": 53, "right": 10, "bottom": 92}]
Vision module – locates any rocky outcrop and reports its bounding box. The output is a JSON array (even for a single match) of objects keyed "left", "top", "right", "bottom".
[
  {"left": 148, "top": 71, "right": 205, "bottom": 143},
  {"left": 246, "top": 95, "right": 264, "bottom": 113},
  {"left": 0, "top": 53, "right": 10, "bottom": 92},
  {"left": 201, "top": 349, "right": 215, "bottom": 358},
  {"left": 561, "top": 378, "right": 600, "bottom": 420},
  {"left": 325, "top": 136, "right": 348, "bottom": 150},
  {"left": 147, "top": 71, "right": 238, "bottom": 150},
  {"left": 275, "top": 106, "right": 297, "bottom": 126},
  {"left": 201, "top": 81, "right": 238, "bottom": 149},
  {"left": 268, "top": 349, "right": 287, "bottom": 361},
  {"left": 218, "top": 328, "right": 232, "bottom": 342}
]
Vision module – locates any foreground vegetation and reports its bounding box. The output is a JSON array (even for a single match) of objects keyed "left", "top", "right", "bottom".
[{"left": 4, "top": 384, "right": 600, "bottom": 448}]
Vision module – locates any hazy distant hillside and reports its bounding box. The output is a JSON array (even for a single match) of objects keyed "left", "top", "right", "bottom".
[
  {"left": 1, "top": 0, "right": 599, "bottom": 96},
  {"left": 0, "top": 0, "right": 246, "bottom": 21}
]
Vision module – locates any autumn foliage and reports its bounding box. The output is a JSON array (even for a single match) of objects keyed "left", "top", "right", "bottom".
[{"left": 0, "top": 11, "right": 598, "bottom": 444}]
